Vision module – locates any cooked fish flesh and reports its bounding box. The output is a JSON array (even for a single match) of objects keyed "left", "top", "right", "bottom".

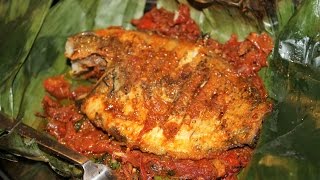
[{"left": 65, "top": 27, "right": 271, "bottom": 159}]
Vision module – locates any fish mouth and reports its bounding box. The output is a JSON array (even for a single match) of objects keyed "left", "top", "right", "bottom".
[
  {"left": 70, "top": 54, "right": 107, "bottom": 76},
  {"left": 65, "top": 33, "right": 108, "bottom": 77}
]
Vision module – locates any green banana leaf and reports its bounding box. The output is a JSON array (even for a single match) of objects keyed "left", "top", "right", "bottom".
[
  {"left": 0, "top": 0, "right": 146, "bottom": 178},
  {"left": 240, "top": 0, "right": 320, "bottom": 179},
  {"left": 0, "top": 0, "right": 319, "bottom": 179},
  {"left": 0, "top": 0, "right": 51, "bottom": 119}
]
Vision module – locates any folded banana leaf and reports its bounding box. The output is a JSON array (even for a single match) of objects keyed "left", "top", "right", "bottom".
[
  {"left": 240, "top": 0, "right": 320, "bottom": 179},
  {"left": 0, "top": 0, "right": 319, "bottom": 179}
]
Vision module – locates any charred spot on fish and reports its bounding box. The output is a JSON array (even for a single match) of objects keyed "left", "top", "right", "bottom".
[
  {"left": 218, "top": 111, "right": 225, "bottom": 119},
  {"left": 180, "top": 71, "right": 192, "bottom": 80},
  {"left": 122, "top": 84, "right": 130, "bottom": 94},
  {"left": 109, "top": 127, "right": 127, "bottom": 142}
]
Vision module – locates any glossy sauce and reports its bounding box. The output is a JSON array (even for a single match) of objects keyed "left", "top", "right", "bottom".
[
  {"left": 132, "top": 4, "right": 201, "bottom": 41},
  {"left": 42, "top": 76, "right": 252, "bottom": 179},
  {"left": 41, "top": 5, "right": 273, "bottom": 180}
]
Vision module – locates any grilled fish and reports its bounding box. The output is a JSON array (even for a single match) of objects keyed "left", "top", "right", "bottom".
[{"left": 65, "top": 27, "right": 271, "bottom": 159}]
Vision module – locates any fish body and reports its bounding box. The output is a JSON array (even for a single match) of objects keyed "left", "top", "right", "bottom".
[{"left": 65, "top": 27, "right": 271, "bottom": 159}]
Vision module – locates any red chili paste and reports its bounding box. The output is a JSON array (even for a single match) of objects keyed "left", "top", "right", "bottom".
[
  {"left": 40, "top": 4, "right": 273, "bottom": 180},
  {"left": 132, "top": 4, "right": 201, "bottom": 41},
  {"left": 41, "top": 75, "right": 251, "bottom": 179}
]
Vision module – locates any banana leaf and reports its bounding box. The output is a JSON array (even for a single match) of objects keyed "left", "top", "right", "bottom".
[
  {"left": 0, "top": 0, "right": 146, "bottom": 178},
  {"left": 158, "top": 1, "right": 320, "bottom": 179},
  {"left": 0, "top": 0, "right": 51, "bottom": 119},
  {"left": 0, "top": 0, "right": 319, "bottom": 179},
  {"left": 240, "top": 0, "right": 320, "bottom": 179}
]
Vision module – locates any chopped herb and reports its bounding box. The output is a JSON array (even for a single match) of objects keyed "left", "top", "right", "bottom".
[
  {"left": 73, "top": 119, "right": 84, "bottom": 132},
  {"left": 93, "top": 153, "right": 110, "bottom": 164},
  {"left": 59, "top": 99, "right": 73, "bottom": 106},
  {"left": 101, "top": 154, "right": 121, "bottom": 170},
  {"left": 153, "top": 176, "right": 170, "bottom": 180},
  {"left": 109, "top": 159, "right": 121, "bottom": 170},
  {"left": 153, "top": 176, "right": 162, "bottom": 180},
  {"left": 167, "top": 169, "right": 175, "bottom": 176}
]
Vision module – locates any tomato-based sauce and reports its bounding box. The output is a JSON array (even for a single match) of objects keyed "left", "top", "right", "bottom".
[
  {"left": 42, "top": 76, "right": 253, "bottom": 179},
  {"left": 40, "top": 5, "right": 273, "bottom": 180},
  {"left": 132, "top": 5, "right": 273, "bottom": 98},
  {"left": 132, "top": 4, "right": 201, "bottom": 41}
]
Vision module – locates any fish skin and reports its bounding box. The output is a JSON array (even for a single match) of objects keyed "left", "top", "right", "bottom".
[{"left": 66, "top": 27, "right": 271, "bottom": 159}]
